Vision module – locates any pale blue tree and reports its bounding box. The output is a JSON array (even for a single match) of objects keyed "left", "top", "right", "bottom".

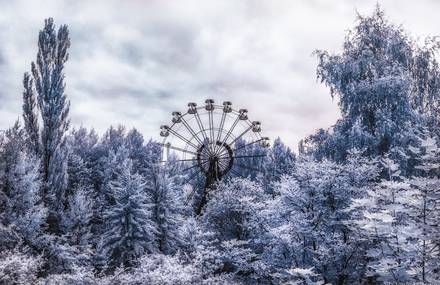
[
  {"left": 149, "top": 166, "right": 185, "bottom": 254},
  {"left": 98, "top": 155, "right": 157, "bottom": 270},
  {"left": 30, "top": 18, "right": 71, "bottom": 233}
]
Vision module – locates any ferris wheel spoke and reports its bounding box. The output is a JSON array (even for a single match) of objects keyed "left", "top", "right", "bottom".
[
  {"left": 167, "top": 128, "right": 200, "bottom": 150},
  {"left": 160, "top": 157, "right": 208, "bottom": 163},
  {"left": 181, "top": 163, "right": 200, "bottom": 172},
  {"left": 182, "top": 170, "right": 202, "bottom": 186},
  {"left": 216, "top": 116, "right": 240, "bottom": 155},
  {"left": 194, "top": 112, "right": 208, "bottom": 141},
  {"left": 159, "top": 143, "right": 198, "bottom": 156},
  {"left": 221, "top": 138, "right": 266, "bottom": 158},
  {"left": 229, "top": 125, "right": 253, "bottom": 146},
  {"left": 215, "top": 146, "right": 230, "bottom": 157},
  {"left": 185, "top": 180, "right": 202, "bottom": 206},
  {"left": 208, "top": 109, "right": 216, "bottom": 152},
  {"left": 216, "top": 112, "right": 226, "bottom": 143},
  {"left": 217, "top": 154, "right": 266, "bottom": 160},
  {"left": 181, "top": 116, "right": 204, "bottom": 146},
  {"left": 213, "top": 112, "right": 227, "bottom": 154},
  {"left": 193, "top": 112, "right": 212, "bottom": 154},
  {"left": 184, "top": 180, "right": 202, "bottom": 206},
  {"left": 185, "top": 174, "right": 207, "bottom": 206},
  {"left": 217, "top": 159, "right": 228, "bottom": 170},
  {"left": 234, "top": 138, "right": 265, "bottom": 152},
  {"left": 184, "top": 188, "right": 196, "bottom": 205}
]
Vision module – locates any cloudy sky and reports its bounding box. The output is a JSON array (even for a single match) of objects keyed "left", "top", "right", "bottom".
[{"left": 0, "top": 0, "right": 439, "bottom": 150}]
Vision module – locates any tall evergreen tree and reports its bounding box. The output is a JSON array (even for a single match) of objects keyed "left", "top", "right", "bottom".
[
  {"left": 150, "top": 167, "right": 185, "bottom": 254},
  {"left": 98, "top": 155, "right": 157, "bottom": 270},
  {"left": 261, "top": 137, "right": 296, "bottom": 193},
  {"left": 30, "top": 18, "right": 71, "bottom": 233},
  {"left": 0, "top": 122, "right": 46, "bottom": 249}
]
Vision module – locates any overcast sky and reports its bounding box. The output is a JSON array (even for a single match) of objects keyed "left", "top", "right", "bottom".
[{"left": 0, "top": 0, "right": 439, "bottom": 150}]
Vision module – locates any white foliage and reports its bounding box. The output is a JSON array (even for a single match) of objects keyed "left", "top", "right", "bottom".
[{"left": 0, "top": 250, "right": 41, "bottom": 284}]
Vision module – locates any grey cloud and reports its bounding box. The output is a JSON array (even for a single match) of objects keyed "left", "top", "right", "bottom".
[
  {"left": 0, "top": 0, "right": 439, "bottom": 149},
  {"left": 0, "top": 49, "right": 5, "bottom": 66}
]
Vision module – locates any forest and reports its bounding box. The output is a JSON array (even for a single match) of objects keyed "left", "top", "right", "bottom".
[{"left": 0, "top": 6, "right": 439, "bottom": 285}]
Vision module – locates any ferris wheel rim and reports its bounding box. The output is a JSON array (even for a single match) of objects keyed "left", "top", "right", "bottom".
[
  {"left": 159, "top": 100, "right": 270, "bottom": 173},
  {"left": 161, "top": 104, "right": 261, "bottom": 147}
]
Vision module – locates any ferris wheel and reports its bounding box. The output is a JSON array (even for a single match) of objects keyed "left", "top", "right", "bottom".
[{"left": 159, "top": 99, "right": 269, "bottom": 214}]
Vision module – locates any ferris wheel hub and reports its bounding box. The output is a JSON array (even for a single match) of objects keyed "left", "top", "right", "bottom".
[{"left": 196, "top": 140, "right": 234, "bottom": 178}]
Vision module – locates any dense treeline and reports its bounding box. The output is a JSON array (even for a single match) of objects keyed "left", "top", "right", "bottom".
[{"left": 1, "top": 7, "right": 439, "bottom": 284}]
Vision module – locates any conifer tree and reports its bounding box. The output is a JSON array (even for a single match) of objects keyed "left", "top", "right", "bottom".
[
  {"left": 0, "top": 123, "right": 46, "bottom": 248},
  {"left": 30, "top": 18, "right": 71, "bottom": 233},
  {"left": 150, "top": 167, "right": 185, "bottom": 254},
  {"left": 98, "top": 155, "right": 157, "bottom": 270}
]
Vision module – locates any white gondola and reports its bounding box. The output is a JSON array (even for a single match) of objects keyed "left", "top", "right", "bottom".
[
  {"left": 188, "top": 102, "right": 197, "bottom": 114},
  {"left": 205, "top": 99, "right": 214, "bottom": 111},
  {"left": 261, "top": 137, "right": 270, "bottom": 148},
  {"left": 223, "top": 101, "right": 232, "bottom": 113},
  {"left": 160, "top": 125, "right": 170, "bottom": 137},
  {"left": 172, "top": 111, "right": 182, "bottom": 123},
  {"left": 252, "top": 121, "right": 261, "bottom": 132},
  {"left": 238, "top": 109, "right": 248, "bottom": 120}
]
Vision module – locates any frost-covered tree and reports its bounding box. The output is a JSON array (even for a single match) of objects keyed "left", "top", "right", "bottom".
[
  {"left": 264, "top": 151, "right": 380, "bottom": 284},
  {"left": 22, "top": 72, "right": 40, "bottom": 156},
  {"left": 43, "top": 235, "right": 89, "bottom": 275},
  {"left": 268, "top": 137, "right": 295, "bottom": 179},
  {"left": 1, "top": 5, "right": 439, "bottom": 283},
  {"left": 1, "top": 152, "right": 46, "bottom": 245},
  {"left": 232, "top": 139, "right": 269, "bottom": 182},
  {"left": 0, "top": 249, "right": 41, "bottom": 284},
  {"left": 347, "top": 154, "right": 410, "bottom": 283},
  {"left": 126, "top": 128, "right": 149, "bottom": 174},
  {"left": 203, "top": 178, "right": 267, "bottom": 242},
  {"left": 65, "top": 127, "right": 98, "bottom": 194},
  {"left": 411, "top": 39, "right": 440, "bottom": 126},
  {"left": 66, "top": 153, "right": 91, "bottom": 196},
  {"left": 202, "top": 178, "right": 268, "bottom": 282},
  {"left": 61, "top": 188, "right": 93, "bottom": 253},
  {"left": 90, "top": 145, "right": 131, "bottom": 243},
  {"left": 101, "top": 125, "right": 126, "bottom": 153},
  {"left": 30, "top": 18, "right": 71, "bottom": 233},
  {"left": 68, "top": 127, "right": 99, "bottom": 160},
  {"left": 405, "top": 133, "right": 440, "bottom": 282},
  {"left": 0, "top": 122, "right": 46, "bottom": 249},
  {"left": 261, "top": 137, "right": 296, "bottom": 193},
  {"left": 303, "top": 6, "right": 440, "bottom": 162},
  {"left": 40, "top": 266, "right": 97, "bottom": 285},
  {"left": 347, "top": 132, "right": 440, "bottom": 283},
  {"left": 149, "top": 167, "right": 185, "bottom": 254},
  {"left": 114, "top": 254, "right": 201, "bottom": 285},
  {"left": 98, "top": 156, "right": 157, "bottom": 270}
]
